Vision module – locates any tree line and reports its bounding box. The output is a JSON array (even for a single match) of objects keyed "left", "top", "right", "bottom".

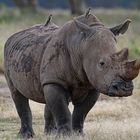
[
  {"left": 13, "top": 0, "right": 140, "bottom": 15},
  {"left": 13, "top": 0, "right": 87, "bottom": 15}
]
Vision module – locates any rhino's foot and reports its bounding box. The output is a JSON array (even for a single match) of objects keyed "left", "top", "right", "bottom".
[
  {"left": 56, "top": 124, "right": 72, "bottom": 137},
  {"left": 44, "top": 126, "right": 57, "bottom": 135},
  {"left": 73, "top": 129, "right": 84, "bottom": 135},
  {"left": 18, "top": 127, "right": 35, "bottom": 139},
  {"left": 73, "top": 129, "right": 85, "bottom": 137}
]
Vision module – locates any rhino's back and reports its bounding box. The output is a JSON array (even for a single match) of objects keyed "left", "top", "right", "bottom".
[{"left": 4, "top": 24, "right": 58, "bottom": 103}]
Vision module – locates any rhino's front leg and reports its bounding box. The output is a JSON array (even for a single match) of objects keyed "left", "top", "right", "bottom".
[
  {"left": 72, "top": 89, "right": 100, "bottom": 134},
  {"left": 43, "top": 84, "right": 72, "bottom": 136},
  {"left": 44, "top": 105, "right": 56, "bottom": 134}
]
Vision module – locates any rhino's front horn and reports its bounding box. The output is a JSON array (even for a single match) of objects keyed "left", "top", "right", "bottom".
[
  {"left": 125, "top": 59, "right": 140, "bottom": 80},
  {"left": 134, "top": 58, "right": 140, "bottom": 69},
  {"left": 128, "top": 58, "right": 140, "bottom": 70}
]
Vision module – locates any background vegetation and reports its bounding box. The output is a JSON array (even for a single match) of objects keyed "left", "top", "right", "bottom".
[
  {"left": 0, "top": 7, "right": 140, "bottom": 72},
  {"left": 1, "top": 0, "right": 140, "bottom": 9}
]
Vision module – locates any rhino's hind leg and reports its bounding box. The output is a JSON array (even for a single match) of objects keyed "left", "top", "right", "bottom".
[
  {"left": 11, "top": 89, "right": 34, "bottom": 138},
  {"left": 72, "top": 89, "right": 100, "bottom": 134},
  {"left": 44, "top": 105, "right": 56, "bottom": 134}
]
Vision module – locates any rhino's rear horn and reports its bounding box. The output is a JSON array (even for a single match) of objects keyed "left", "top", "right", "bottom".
[{"left": 111, "top": 48, "right": 128, "bottom": 61}]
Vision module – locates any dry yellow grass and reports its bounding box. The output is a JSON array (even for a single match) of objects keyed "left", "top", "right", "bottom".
[{"left": 0, "top": 74, "right": 140, "bottom": 140}]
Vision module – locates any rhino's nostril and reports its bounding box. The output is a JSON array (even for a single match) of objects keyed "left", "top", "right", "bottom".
[
  {"left": 125, "top": 82, "right": 133, "bottom": 88},
  {"left": 112, "top": 83, "right": 118, "bottom": 90}
]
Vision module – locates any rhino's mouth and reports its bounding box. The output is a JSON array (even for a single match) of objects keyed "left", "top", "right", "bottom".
[{"left": 108, "top": 79, "right": 134, "bottom": 97}]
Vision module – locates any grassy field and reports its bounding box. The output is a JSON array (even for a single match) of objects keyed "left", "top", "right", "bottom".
[
  {"left": 0, "top": 75, "right": 140, "bottom": 140},
  {"left": 0, "top": 8, "right": 140, "bottom": 140}
]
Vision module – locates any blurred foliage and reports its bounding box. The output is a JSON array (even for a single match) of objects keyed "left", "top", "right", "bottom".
[
  {"left": 0, "top": 0, "right": 140, "bottom": 9},
  {"left": 0, "top": 8, "right": 140, "bottom": 72},
  {"left": 13, "top": 0, "right": 37, "bottom": 13},
  {"left": 87, "top": 0, "right": 140, "bottom": 9}
]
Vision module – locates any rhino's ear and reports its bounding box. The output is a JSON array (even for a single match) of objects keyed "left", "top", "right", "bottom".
[
  {"left": 74, "top": 20, "right": 91, "bottom": 36},
  {"left": 110, "top": 19, "right": 131, "bottom": 36}
]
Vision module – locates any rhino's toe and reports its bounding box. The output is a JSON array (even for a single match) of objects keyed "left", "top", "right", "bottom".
[{"left": 18, "top": 128, "right": 35, "bottom": 139}]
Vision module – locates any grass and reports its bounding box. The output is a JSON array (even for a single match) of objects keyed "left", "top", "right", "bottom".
[
  {"left": 0, "top": 8, "right": 140, "bottom": 140},
  {"left": 0, "top": 91, "right": 140, "bottom": 140}
]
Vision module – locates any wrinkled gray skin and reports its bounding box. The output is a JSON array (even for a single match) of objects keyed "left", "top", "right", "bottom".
[{"left": 4, "top": 12, "right": 139, "bottom": 138}]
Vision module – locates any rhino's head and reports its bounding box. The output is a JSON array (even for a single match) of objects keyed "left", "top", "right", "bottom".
[{"left": 74, "top": 17, "right": 140, "bottom": 97}]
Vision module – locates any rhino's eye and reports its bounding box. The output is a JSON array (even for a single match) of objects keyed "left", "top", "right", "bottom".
[
  {"left": 98, "top": 60, "right": 106, "bottom": 71},
  {"left": 99, "top": 61, "right": 105, "bottom": 66}
]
